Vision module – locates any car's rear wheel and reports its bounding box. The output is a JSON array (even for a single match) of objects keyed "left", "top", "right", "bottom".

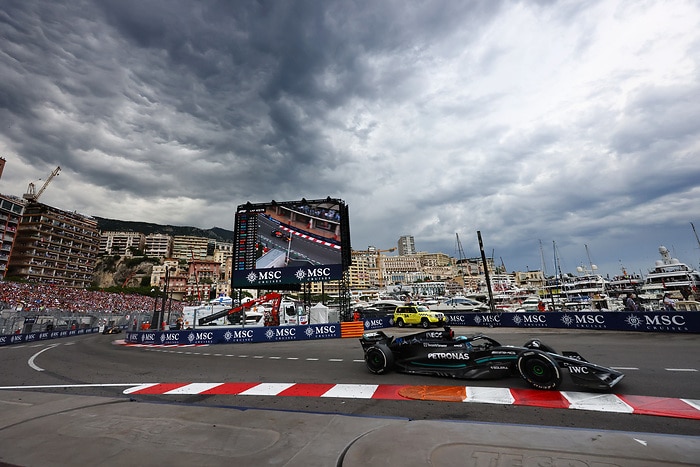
[
  {"left": 517, "top": 351, "right": 561, "bottom": 390},
  {"left": 365, "top": 343, "right": 394, "bottom": 374},
  {"left": 396, "top": 318, "right": 405, "bottom": 327},
  {"left": 421, "top": 319, "right": 430, "bottom": 328}
]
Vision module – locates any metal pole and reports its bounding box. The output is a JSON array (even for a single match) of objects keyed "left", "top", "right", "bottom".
[
  {"left": 150, "top": 287, "right": 159, "bottom": 329},
  {"left": 477, "top": 231, "right": 496, "bottom": 313},
  {"left": 159, "top": 267, "right": 170, "bottom": 330}
]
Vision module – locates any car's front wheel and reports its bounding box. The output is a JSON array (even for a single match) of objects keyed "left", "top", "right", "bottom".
[
  {"left": 421, "top": 319, "right": 430, "bottom": 328},
  {"left": 517, "top": 350, "right": 561, "bottom": 390},
  {"left": 365, "top": 343, "right": 394, "bottom": 374}
]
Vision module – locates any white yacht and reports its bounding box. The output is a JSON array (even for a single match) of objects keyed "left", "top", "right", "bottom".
[
  {"left": 560, "top": 266, "right": 609, "bottom": 301},
  {"left": 429, "top": 296, "right": 488, "bottom": 312},
  {"left": 608, "top": 268, "right": 643, "bottom": 296},
  {"left": 639, "top": 246, "right": 700, "bottom": 300}
]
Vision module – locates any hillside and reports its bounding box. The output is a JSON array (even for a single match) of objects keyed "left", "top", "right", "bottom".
[{"left": 94, "top": 217, "right": 234, "bottom": 242}]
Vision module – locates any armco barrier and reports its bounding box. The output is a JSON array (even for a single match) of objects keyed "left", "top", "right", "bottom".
[
  {"left": 0, "top": 327, "right": 100, "bottom": 347},
  {"left": 124, "top": 311, "right": 699, "bottom": 346},
  {"left": 8, "top": 311, "right": 691, "bottom": 348},
  {"left": 361, "top": 311, "right": 700, "bottom": 333}
]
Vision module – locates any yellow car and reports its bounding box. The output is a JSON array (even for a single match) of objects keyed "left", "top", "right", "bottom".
[{"left": 393, "top": 304, "right": 445, "bottom": 328}]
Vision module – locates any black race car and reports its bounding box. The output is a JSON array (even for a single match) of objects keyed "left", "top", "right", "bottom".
[{"left": 359, "top": 327, "right": 623, "bottom": 390}]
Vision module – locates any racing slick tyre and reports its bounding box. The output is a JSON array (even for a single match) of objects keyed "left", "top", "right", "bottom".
[
  {"left": 396, "top": 318, "right": 405, "bottom": 327},
  {"left": 421, "top": 319, "right": 430, "bottom": 329},
  {"left": 517, "top": 350, "right": 562, "bottom": 390},
  {"left": 365, "top": 343, "right": 394, "bottom": 374}
]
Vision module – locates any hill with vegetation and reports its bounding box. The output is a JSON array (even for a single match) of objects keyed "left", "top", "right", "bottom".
[{"left": 94, "top": 217, "right": 234, "bottom": 242}]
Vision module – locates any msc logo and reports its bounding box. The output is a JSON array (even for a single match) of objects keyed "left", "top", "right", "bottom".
[
  {"left": 231, "top": 329, "right": 254, "bottom": 339},
  {"left": 161, "top": 333, "right": 180, "bottom": 343},
  {"left": 296, "top": 267, "right": 333, "bottom": 281},
  {"left": 258, "top": 270, "right": 282, "bottom": 280},
  {"left": 474, "top": 314, "right": 500, "bottom": 325},
  {"left": 523, "top": 315, "right": 547, "bottom": 323},
  {"left": 575, "top": 315, "right": 605, "bottom": 325},
  {"left": 266, "top": 327, "right": 297, "bottom": 340},
  {"left": 142, "top": 333, "right": 156, "bottom": 342},
  {"left": 645, "top": 315, "right": 686, "bottom": 326}
]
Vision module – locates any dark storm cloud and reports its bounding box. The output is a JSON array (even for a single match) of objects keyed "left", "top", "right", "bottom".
[{"left": 1, "top": 0, "right": 699, "bottom": 277}]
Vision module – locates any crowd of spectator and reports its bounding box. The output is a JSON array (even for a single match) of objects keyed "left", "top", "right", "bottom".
[{"left": 0, "top": 281, "right": 183, "bottom": 314}]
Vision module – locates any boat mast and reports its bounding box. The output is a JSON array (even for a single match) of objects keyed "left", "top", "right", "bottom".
[
  {"left": 551, "top": 240, "right": 562, "bottom": 309},
  {"left": 539, "top": 239, "right": 548, "bottom": 277},
  {"left": 455, "top": 233, "right": 468, "bottom": 290},
  {"left": 692, "top": 222, "right": 700, "bottom": 267}
]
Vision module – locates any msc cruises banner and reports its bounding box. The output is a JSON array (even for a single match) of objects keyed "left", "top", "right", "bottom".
[
  {"left": 361, "top": 311, "right": 700, "bottom": 334},
  {"left": 124, "top": 322, "right": 341, "bottom": 345},
  {"left": 0, "top": 327, "right": 100, "bottom": 347},
  {"left": 232, "top": 264, "right": 344, "bottom": 287}
]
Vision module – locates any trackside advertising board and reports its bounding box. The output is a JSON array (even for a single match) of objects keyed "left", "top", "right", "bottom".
[
  {"left": 124, "top": 323, "right": 341, "bottom": 345},
  {"left": 0, "top": 327, "right": 100, "bottom": 347},
  {"left": 361, "top": 311, "right": 700, "bottom": 333}
]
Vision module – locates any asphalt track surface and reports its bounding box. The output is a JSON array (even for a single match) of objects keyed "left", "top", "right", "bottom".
[{"left": 1, "top": 327, "right": 698, "bottom": 466}]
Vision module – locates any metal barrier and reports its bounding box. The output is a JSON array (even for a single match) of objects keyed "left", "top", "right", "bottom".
[
  {"left": 361, "top": 311, "right": 700, "bottom": 333},
  {"left": 0, "top": 327, "right": 101, "bottom": 346},
  {"left": 5, "top": 310, "right": 695, "bottom": 348}
]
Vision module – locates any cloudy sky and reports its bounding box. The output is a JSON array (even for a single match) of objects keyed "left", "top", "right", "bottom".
[{"left": 2, "top": 0, "right": 700, "bottom": 279}]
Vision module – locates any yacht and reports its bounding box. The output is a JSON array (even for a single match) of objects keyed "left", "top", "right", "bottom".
[
  {"left": 429, "top": 296, "right": 489, "bottom": 312},
  {"left": 639, "top": 246, "right": 700, "bottom": 300},
  {"left": 560, "top": 266, "right": 609, "bottom": 301},
  {"left": 608, "top": 268, "right": 643, "bottom": 297}
]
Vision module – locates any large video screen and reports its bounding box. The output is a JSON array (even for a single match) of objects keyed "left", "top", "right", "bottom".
[{"left": 232, "top": 198, "right": 351, "bottom": 288}]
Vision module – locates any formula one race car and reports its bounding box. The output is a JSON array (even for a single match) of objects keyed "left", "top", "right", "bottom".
[{"left": 359, "top": 327, "right": 623, "bottom": 390}]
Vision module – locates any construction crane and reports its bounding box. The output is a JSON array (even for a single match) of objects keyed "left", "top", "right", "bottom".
[
  {"left": 23, "top": 166, "right": 61, "bottom": 202},
  {"left": 198, "top": 292, "right": 283, "bottom": 326}
]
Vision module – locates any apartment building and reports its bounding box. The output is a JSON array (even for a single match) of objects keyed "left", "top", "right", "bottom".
[
  {"left": 7, "top": 203, "right": 100, "bottom": 288},
  {"left": 348, "top": 249, "right": 376, "bottom": 289},
  {"left": 172, "top": 235, "right": 213, "bottom": 261},
  {"left": 397, "top": 235, "right": 416, "bottom": 256},
  {"left": 0, "top": 194, "right": 24, "bottom": 279},
  {"left": 99, "top": 231, "right": 145, "bottom": 256},
  {"left": 213, "top": 241, "right": 233, "bottom": 268},
  {"left": 144, "top": 233, "right": 172, "bottom": 257}
]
